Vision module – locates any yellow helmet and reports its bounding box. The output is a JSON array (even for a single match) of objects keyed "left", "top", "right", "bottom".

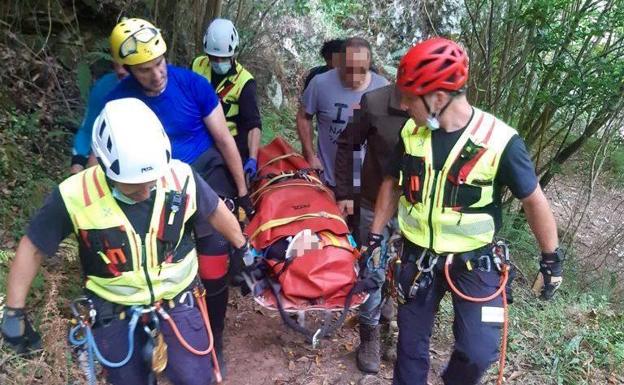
[{"left": 110, "top": 18, "right": 167, "bottom": 65}]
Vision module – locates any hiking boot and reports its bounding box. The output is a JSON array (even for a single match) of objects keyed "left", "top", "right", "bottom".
[
  {"left": 381, "top": 320, "right": 398, "bottom": 362},
  {"left": 357, "top": 323, "right": 381, "bottom": 373}
]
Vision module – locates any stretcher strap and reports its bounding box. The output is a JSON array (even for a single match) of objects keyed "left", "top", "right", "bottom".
[
  {"left": 249, "top": 212, "right": 347, "bottom": 242},
  {"left": 251, "top": 172, "right": 325, "bottom": 199},
  {"left": 256, "top": 152, "right": 304, "bottom": 175},
  {"left": 251, "top": 182, "right": 332, "bottom": 204},
  {"left": 267, "top": 277, "right": 357, "bottom": 346}
]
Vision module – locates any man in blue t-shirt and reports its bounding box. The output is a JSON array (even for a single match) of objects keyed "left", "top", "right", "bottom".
[
  {"left": 107, "top": 18, "right": 253, "bottom": 373},
  {"left": 70, "top": 62, "right": 128, "bottom": 174}
]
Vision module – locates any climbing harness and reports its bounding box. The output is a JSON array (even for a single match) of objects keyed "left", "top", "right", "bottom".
[
  {"left": 68, "top": 287, "right": 223, "bottom": 384},
  {"left": 443, "top": 240, "right": 511, "bottom": 385},
  {"left": 68, "top": 297, "right": 145, "bottom": 385}
]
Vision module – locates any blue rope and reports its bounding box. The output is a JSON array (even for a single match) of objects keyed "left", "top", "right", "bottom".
[{"left": 69, "top": 306, "right": 142, "bottom": 380}]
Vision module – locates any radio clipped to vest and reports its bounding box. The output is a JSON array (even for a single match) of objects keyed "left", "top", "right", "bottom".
[
  {"left": 401, "top": 155, "right": 426, "bottom": 204},
  {"left": 158, "top": 176, "right": 190, "bottom": 251}
]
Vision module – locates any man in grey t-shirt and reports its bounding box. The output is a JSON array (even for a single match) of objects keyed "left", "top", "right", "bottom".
[{"left": 297, "top": 37, "right": 389, "bottom": 187}]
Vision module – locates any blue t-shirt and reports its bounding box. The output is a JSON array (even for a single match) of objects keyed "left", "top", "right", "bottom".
[
  {"left": 106, "top": 65, "right": 220, "bottom": 164},
  {"left": 72, "top": 72, "right": 121, "bottom": 160}
]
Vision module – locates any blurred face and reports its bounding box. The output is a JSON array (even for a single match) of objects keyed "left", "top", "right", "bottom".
[
  {"left": 114, "top": 180, "right": 157, "bottom": 203},
  {"left": 341, "top": 46, "right": 370, "bottom": 89},
  {"left": 112, "top": 62, "right": 129, "bottom": 80},
  {"left": 129, "top": 55, "right": 167, "bottom": 96}
]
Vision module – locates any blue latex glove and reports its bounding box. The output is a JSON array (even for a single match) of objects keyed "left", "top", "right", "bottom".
[{"left": 243, "top": 158, "right": 257, "bottom": 178}]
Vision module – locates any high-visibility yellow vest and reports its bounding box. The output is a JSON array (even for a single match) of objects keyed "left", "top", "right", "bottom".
[
  {"left": 398, "top": 108, "right": 517, "bottom": 253},
  {"left": 59, "top": 160, "right": 199, "bottom": 305},
  {"left": 191, "top": 57, "right": 254, "bottom": 136}
]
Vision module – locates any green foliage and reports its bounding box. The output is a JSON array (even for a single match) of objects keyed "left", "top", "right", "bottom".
[
  {"left": 0, "top": 110, "right": 66, "bottom": 240},
  {"left": 495, "top": 213, "right": 623, "bottom": 383},
  {"left": 509, "top": 292, "right": 624, "bottom": 384},
  {"left": 319, "top": 0, "right": 364, "bottom": 25},
  {"left": 259, "top": 102, "right": 300, "bottom": 149},
  {"left": 463, "top": 0, "right": 624, "bottom": 186},
  {"left": 76, "top": 61, "right": 92, "bottom": 103}
]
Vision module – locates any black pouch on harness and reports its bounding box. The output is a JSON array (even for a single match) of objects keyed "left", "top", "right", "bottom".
[{"left": 401, "top": 155, "right": 425, "bottom": 204}]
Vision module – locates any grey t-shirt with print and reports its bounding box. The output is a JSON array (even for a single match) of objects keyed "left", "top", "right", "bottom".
[{"left": 302, "top": 69, "right": 388, "bottom": 186}]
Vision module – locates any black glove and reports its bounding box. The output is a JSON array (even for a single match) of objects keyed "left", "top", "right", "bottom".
[
  {"left": 353, "top": 272, "right": 380, "bottom": 294},
  {"left": 1, "top": 307, "right": 42, "bottom": 354},
  {"left": 229, "top": 240, "right": 254, "bottom": 286},
  {"left": 235, "top": 194, "right": 255, "bottom": 220},
  {"left": 539, "top": 248, "right": 564, "bottom": 300}
]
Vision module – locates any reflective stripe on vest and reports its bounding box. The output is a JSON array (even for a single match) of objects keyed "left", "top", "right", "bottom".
[
  {"left": 397, "top": 108, "right": 517, "bottom": 253},
  {"left": 59, "top": 160, "right": 199, "bottom": 305},
  {"left": 191, "top": 56, "right": 254, "bottom": 136}
]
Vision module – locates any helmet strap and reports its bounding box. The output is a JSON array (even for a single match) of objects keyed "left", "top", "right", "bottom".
[{"left": 421, "top": 93, "right": 457, "bottom": 131}]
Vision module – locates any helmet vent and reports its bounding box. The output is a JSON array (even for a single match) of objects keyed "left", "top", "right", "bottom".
[
  {"left": 440, "top": 59, "right": 455, "bottom": 72},
  {"left": 166, "top": 150, "right": 171, "bottom": 162},
  {"left": 433, "top": 46, "right": 446, "bottom": 55},
  {"left": 228, "top": 44, "right": 233, "bottom": 52},
  {"left": 110, "top": 160, "right": 120, "bottom": 175},
  {"left": 154, "top": 39, "right": 160, "bottom": 46},
  {"left": 124, "top": 30, "right": 131, "bottom": 34},
  {"left": 98, "top": 121, "right": 106, "bottom": 137},
  {"left": 107, "top": 137, "right": 113, "bottom": 152},
  {"left": 417, "top": 58, "right": 435, "bottom": 70}
]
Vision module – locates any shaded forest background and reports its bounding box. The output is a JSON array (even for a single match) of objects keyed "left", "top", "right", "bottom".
[{"left": 0, "top": 0, "right": 623, "bottom": 384}]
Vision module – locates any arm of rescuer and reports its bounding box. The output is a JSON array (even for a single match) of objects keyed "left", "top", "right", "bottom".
[
  {"left": 369, "top": 176, "right": 401, "bottom": 236},
  {"left": 203, "top": 104, "right": 248, "bottom": 197},
  {"left": 206, "top": 199, "right": 246, "bottom": 249},
  {"left": 5, "top": 236, "right": 45, "bottom": 308},
  {"left": 521, "top": 185, "right": 559, "bottom": 254}
]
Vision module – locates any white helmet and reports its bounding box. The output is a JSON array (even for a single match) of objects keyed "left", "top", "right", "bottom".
[
  {"left": 203, "top": 18, "right": 239, "bottom": 57},
  {"left": 92, "top": 98, "right": 171, "bottom": 184}
]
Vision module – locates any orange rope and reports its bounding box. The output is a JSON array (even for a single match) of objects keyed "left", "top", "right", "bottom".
[
  {"left": 156, "top": 289, "right": 222, "bottom": 383},
  {"left": 443, "top": 254, "right": 509, "bottom": 385}
]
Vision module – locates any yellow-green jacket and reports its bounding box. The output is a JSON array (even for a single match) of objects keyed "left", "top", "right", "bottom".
[
  {"left": 398, "top": 108, "right": 517, "bottom": 253},
  {"left": 58, "top": 160, "right": 199, "bottom": 305}
]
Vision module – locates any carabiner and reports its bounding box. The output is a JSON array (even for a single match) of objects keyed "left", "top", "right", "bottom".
[{"left": 70, "top": 296, "right": 96, "bottom": 326}]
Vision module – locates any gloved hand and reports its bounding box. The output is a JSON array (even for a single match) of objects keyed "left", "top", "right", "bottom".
[
  {"left": 353, "top": 233, "right": 385, "bottom": 294},
  {"left": 243, "top": 158, "right": 257, "bottom": 178},
  {"left": 353, "top": 269, "right": 381, "bottom": 294},
  {"left": 539, "top": 248, "right": 564, "bottom": 300},
  {"left": 1, "top": 307, "right": 42, "bottom": 354},
  {"left": 359, "top": 232, "right": 384, "bottom": 270},
  {"left": 229, "top": 240, "right": 255, "bottom": 286},
  {"left": 235, "top": 193, "right": 255, "bottom": 220}
]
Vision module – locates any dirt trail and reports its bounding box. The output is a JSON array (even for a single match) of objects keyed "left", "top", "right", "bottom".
[{"left": 222, "top": 291, "right": 448, "bottom": 385}]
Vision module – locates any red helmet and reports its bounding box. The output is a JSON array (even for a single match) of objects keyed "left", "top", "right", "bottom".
[{"left": 397, "top": 37, "right": 469, "bottom": 96}]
